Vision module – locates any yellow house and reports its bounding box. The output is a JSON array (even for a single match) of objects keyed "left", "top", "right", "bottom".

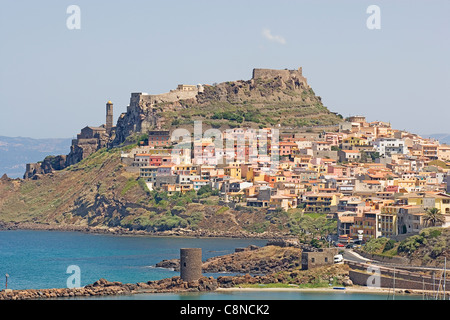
[
  {"left": 224, "top": 166, "right": 242, "bottom": 180},
  {"left": 249, "top": 169, "right": 266, "bottom": 183},
  {"left": 393, "top": 179, "right": 417, "bottom": 192},
  {"left": 293, "top": 155, "right": 312, "bottom": 168},
  {"left": 379, "top": 207, "right": 399, "bottom": 237},
  {"left": 173, "top": 164, "right": 199, "bottom": 175},
  {"left": 303, "top": 193, "right": 341, "bottom": 213},
  {"left": 163, "top": 184, "right": 194, "bottom": 195},
  {"left": 343, "top": 136, "right": 369, "bottom": 146},
  {"left": 311, "top": 164, "right": 328, "bottom": 175},
  {"left": 270, "top": 195, "right": 298, "bottom": 211},
  {"left": 400, "top": 192, "right": 450, "bottom": 214}
]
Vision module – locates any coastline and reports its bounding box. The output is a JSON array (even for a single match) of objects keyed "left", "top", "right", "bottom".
[
  {"left": 215, "top": 286, "right": 427, "bottom": 297},
  {"left": 1, "top": 277, "right": 432, "bottom": 300},
  {"left": 1, "top": 223, "right": 443, "bottom": 300},
  {"left": 0, "top": 221, "right": 282, "bottom": 240}
]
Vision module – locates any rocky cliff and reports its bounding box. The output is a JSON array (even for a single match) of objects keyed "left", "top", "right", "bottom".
[{"left": 112, "top": 67, "right": 342, "bottom": 146}]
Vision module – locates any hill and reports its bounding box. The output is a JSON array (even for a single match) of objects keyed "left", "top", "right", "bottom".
[
  {"left": 0, "top": 67, "right": 341, "bottom": 238},
  {"left": 0, "top": 136, "right": 71, "bottom": 178},
  {"left": 0, "top": 146, "right": 313, "bottom": 238},
  {"left": 0, "top": 144, "right": 338, "bottom": 239},
  {"left": 426, "top": 133, "right": 450, "bottom": 145},
  {"left": 113, "top": 68, "right": 343, "bottom": 145}
]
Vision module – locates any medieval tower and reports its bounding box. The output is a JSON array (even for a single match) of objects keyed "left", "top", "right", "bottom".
[
  {"left": 180, "top": 248, "right": 202, "bottom": 282},
  {"left": 106, "top": 100, "right": 113, "bottom": 135}
]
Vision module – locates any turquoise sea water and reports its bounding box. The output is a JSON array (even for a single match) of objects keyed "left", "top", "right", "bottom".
[
  {"left": 0, "top": 230, "right": 421, "bottom": 300},
  {"left": 0, "top": 230, "right": 267, "bottom": 290}
]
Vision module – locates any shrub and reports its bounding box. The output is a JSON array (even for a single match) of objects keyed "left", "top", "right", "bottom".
[
  {"left": 151, "top": 214, "right": 188, "bottom": 231},
  {"left": 197, "top": 185, "right": 213, "bottom": 196},
  {"left": 363, "top": 237, "right": 389, "bottom": 254},
  {"left": 398, "top": 235, "right": 424, "bottom": 254},
  {"left": 216, "top": 206, "right": 230, "bottom": 215},
  {"left": 383, "top": 239, "right": 396, "bottom": 252},
  {"left": 420, "top": 227, "right": 442, "bottom": 239}
]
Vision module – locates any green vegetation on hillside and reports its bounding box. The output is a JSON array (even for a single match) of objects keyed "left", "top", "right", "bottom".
[{"left": 361, "top": 227, "right": 449, "bottom": 265}]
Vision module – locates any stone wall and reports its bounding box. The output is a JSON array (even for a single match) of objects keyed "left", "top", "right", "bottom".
[
  {"left": 252, "top": 68, "right": 303, "bottom": 81},
  {"left": 349, "top": 269, "right": 450, "bottom": 291},
  {"left": 66, "top": 138, "right": 105, "bottom": 166},
  {"left": 347, "top": 261, "right": 450, "bottom": 291},
  {"left": 252, "top": 68, "right": 309, "bottom": 89}
]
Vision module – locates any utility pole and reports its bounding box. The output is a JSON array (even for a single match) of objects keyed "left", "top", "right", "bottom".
[
  {"left": 393, "top": 267, "right": 396, "bottom": 301},
  {"left": 444, "top": 257, "right": 447, "bottom": 300},
  {"left": 5, "top": 274, "right": 9, "bottom": 290}
]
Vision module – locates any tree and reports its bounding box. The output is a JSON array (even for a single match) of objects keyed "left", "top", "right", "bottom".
[{"left": 423, "top": 207, "right": 445, "bottom": 227}]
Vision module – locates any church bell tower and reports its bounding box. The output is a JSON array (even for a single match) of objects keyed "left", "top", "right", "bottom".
[{"left": 106, "top": 100, "right": 113, "bottom": 135}]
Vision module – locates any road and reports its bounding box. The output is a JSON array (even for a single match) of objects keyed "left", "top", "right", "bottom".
[
  {"left": 341, "top": 248, "right": 446, "bottom": 272},
  {"left": 342, "top": 249, "right": 372, "bottom": 264}
]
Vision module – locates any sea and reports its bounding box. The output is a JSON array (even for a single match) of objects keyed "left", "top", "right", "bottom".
[{"left": 0, "top": 230, "right": 422, "bottom": 300}]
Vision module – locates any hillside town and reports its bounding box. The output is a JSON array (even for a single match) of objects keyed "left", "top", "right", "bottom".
[{"left": 120, "top": 116, "right": 450, "bottom": 243}]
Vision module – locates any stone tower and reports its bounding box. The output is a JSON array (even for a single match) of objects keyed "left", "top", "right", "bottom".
[
  {"left": 106, "top": 100, "right": 113, "bottom": 135},
  {"left": 180, "top": 248, "right": 202, "bottom": 282}
]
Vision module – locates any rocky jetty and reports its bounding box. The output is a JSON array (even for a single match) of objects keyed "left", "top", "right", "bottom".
[
  {"left": 156, "top": 245, "right": 303, "bottom": 274},
  {"left": 0, "top": 264, "right": 353, "bottom": 300},
  {"left": 0, "top": 276, "right": 218, "bottom": 300}
]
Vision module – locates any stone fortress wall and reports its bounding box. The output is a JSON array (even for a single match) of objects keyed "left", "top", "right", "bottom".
[
  {"left": 134, "top": 84, "right": 204, "bottom": 108},
  {"left": 252, "top": 67, "right": 310, "bottom": 89},
  {"left": 252, "top": 67, "right": 302, "bottom": 80}
]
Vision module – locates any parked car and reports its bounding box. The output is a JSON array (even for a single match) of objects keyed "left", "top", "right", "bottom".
[{"left": 333, "top": 254, "right": 344, "bottom": 263}]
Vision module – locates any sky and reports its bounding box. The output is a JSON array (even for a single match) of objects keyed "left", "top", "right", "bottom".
[{"left": 0, "top": 0, "right": 449, "bottom": 139}]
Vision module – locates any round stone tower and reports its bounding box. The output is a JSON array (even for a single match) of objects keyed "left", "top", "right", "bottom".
[{"left": 180, "top": 248, "right": 202, "bottom": 282}]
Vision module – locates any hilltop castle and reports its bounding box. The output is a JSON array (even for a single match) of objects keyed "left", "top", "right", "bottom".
[
  {"left": 24, "top": 66, "right": 321, "bottom": 179},
  {"left": 252, "top": 67, "right": 308, "bottom": 85}
]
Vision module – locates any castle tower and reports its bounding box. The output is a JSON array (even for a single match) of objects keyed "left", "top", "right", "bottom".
[
  {"left": 106, "top": 100, "right": 113, "bottom": 134},
  {"left": 180, "top": 248, "right": 202, "bottom": 282}
]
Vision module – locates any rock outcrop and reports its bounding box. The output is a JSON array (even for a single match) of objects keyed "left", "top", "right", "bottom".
[
  {"left": 156, "top": 245, "right": 303, "bottom": 274},
  {"left": 24, "top": 155, "right": 67, "bottom": 179},
  {"left": 112, "top": 67, "right": 341, "bottom": 146}
]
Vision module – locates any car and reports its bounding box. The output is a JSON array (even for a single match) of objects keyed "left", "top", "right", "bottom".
[
  {"left": 336, "top": 243, "right": 345, "bottom": 247},
  {"left": 333, "top": 254, "right": 344, "bottom": 263}
]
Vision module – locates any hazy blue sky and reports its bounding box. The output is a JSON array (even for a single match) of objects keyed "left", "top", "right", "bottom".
[{"left": 0, "top": 1, "right": 449, "bottom": 139}]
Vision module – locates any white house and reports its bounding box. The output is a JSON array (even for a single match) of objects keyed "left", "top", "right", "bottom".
[{"left": 373, "top": 138, "right": 407, "bottom": 157}]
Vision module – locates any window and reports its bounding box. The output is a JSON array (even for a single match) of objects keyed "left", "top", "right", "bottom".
[
  {"left": 325, "top": 257, "right": 328, "bottom": 263},
  {"left": 311, "top": 258, "right": 315, "bottom": 263}
]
